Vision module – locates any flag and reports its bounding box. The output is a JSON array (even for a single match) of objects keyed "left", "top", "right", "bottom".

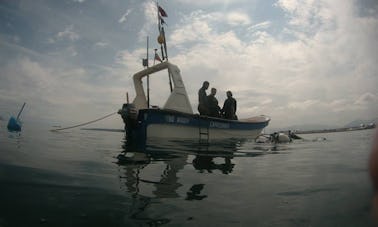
[
  {"left": 158, "top": 5, "right": 167, "bottom": 17},
  {"left": 159, "top": 15, "right": 166, "bottom": 25},
  {"left": 155, "top": 53, "right": 162, "bottom": 62}
]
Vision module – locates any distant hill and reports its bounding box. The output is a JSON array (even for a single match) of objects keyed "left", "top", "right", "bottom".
[
  {"left": 274, "top": 123, "right": 339, "bottom": 132},
  {"left": 265, "top": 118, "right": 377, "bottom": 134},
  {"left": 344, "top": 118, "right": 377, "bottom": 128},
  {"left": 265, "top": 123, "right": 338, "bottom": 133}
]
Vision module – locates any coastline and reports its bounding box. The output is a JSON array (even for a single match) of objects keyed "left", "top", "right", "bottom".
[{"left": 296, "top": 124, "right": 376, "bottom": 135}]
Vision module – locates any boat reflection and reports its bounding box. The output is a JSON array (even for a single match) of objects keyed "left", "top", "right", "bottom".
[
  {"left": 192, "top": 155, "right": 234, "bottom": 174},
  {"left": 185, "top": 184, "right": 207, "bottom": 201},
  {"left": 116, "top": 137, "right": 244, "bottom": 223},
  {"left": 118, "top": 139, "right": 187, "bottom": 199}
]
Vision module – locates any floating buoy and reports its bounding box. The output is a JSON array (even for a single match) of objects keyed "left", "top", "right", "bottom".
[
  {"left": 7, "top": 116, "right": 21, "bottom": 132},
  {"left": 7, "top": 102, "right": 26, "bottom": 132}
]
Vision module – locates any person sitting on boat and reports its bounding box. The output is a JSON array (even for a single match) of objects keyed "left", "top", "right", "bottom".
[
  {"left": 198, "top": 81, "right": 210, "bottom": 115},
  {"left": 207, "top": 88, "right": 221, "bottom": 117},
  {"left": 221, "top": 91, "right": 237, "bottom": 120}
]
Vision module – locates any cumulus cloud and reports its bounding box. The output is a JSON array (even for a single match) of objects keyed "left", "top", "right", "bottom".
[
  {"left": 225, "top": 11, "right": 252, "bottom": 26},
  {"left": 0, "top": 57, "right": 127, "bottom": 125},
  {"left": 170, "top": 10, "right": 252, "bottom": 46},
  {"left": 275, "top": 0, "right": 327, "bottom": 30},
  {"left": 165, "top": 0, "right": 378, "bottom": 127},
  {"left": 1, "top": 0, "right": 376, "bottom": 128},
  {"left": 138, "top": 1, "right": 158, "bottom": 40}
]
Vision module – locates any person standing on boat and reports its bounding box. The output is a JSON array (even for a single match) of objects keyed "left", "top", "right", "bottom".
[
  {"left": 221, "top": 91, "right": 237, "bottom": 120},
  {"left": 198, "top": 81, "right": 210, "bottom": 115},
  {"left": 207, "top": 88, "right": 221, "bottom": 117}
]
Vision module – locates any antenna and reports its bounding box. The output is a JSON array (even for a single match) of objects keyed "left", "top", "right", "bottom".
[{"left": 146, "top": 36, "right": 150, "bottom": 108}]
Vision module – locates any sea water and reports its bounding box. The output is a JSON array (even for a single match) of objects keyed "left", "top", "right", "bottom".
[{"left": 0, "top": 122, "right": 376, "bottom": 226}]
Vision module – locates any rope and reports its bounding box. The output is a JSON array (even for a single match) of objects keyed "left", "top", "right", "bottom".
[{"left": 51, "top": 111, "right": 118, "bottom": 132}]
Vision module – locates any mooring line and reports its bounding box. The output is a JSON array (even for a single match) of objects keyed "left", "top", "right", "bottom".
[{"left": 51, "top": 111, "right": 118, "bottom": 132}]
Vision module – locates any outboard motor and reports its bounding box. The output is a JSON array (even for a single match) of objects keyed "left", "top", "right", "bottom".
[{"left": 118, "top": 103, "right": 138, "bottom": 131}]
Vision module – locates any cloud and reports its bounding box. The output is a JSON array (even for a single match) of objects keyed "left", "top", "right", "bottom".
[
  {"left": 56, "top": 25, "right": 80, "bottom": 41},
  {"left": 354, "top": 93, "right": 378, "bottom": 106},
  {"left": 176, "top": 0, "right": 249, "bottom": 6},
  {"left": 225, "top": 11, "right": 252, "bottom": 26},
  {"left": 0, "top": 57, "right": 127, "bottom": 125},
  {"left": 13, "top": 36, "right": 20, "bottom": 43},
  {"left": 73, "top": 0, "right": 85, "bottom": 3},
  {"left": 165, "top": 1, "right": 378, "bottom": 127},
  {"left": 247, "top": 21, "right": 272, "bottom": 32},
  {"left": 138, "top": 1, "right": 158, "bottom": 40},
  {"left": 94, "top": 42, "right": 109, "bottom": 48},
  {"left": 1, "top": 0, "right": 376, "bottom": 129},
  {"left": 170, "top": 10, "right": 252, "bottom": 46},
  {"left": 119, "top": 9, "right": 133, "bottom": 23},
  {"left": 288, "top": 99, "right": 320, "bottom": 110}
]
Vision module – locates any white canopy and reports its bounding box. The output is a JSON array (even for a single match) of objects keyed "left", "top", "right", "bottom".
[{"left": 132, "top": 61, "right": 193, "bottom": 114}]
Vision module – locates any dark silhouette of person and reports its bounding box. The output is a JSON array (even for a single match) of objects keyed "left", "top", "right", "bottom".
[
  {"left": 185, "top": 184, "right": 207, "bottom": 200},
  {"left": 288, "top": 130, "right": 302, "bottom": 140},
  {"left": 221, "top": 91, "right": 237, "bottom": 120},
  {"left": 198, "top": 81, "right": 209, "bottom": 115},
  {"left": 207, "top": 88, "right": 221, "bottom": 117}
]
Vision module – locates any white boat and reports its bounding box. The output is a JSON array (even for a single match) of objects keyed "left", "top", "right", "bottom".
[
  {"left": 118, "top": 2, "right": 270, "bottom": 143},
  {"left": 118, "top": 61, "right": 270, "bottom": 142}
]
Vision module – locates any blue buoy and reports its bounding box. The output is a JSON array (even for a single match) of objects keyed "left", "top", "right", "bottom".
[
  {"left": 7, "top": 102, "right": 26, "bottom": 132},
  {"left": 7, "top": 116, "right": 21, "bottom": 132}
]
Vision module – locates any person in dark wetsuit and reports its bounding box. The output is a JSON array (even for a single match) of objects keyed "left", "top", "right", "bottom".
[
  {"left": 221, "top": 91, "right": 237, "bottom": 120},
  {"left": 198, "top": 81, "right": 209, "bottom": 115},
  {"left": 207, "top": 88, "right": 221, "bottom": 117}
]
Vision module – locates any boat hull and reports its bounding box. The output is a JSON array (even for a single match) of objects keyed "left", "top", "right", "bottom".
[
  {"left": 121, "top": 108, "right": 269, "bottom": 142},
  {"left": 147, "top": 124, "right": 263, "bottom": 140}
]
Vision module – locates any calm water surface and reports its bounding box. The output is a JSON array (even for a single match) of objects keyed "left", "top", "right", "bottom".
[{"left": 0, "top": 122, "right": 376, "bottom": 226}]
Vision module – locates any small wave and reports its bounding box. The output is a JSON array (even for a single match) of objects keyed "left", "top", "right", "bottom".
[{"left": 277, "top": 187, "right": 339, "bottom": 197}]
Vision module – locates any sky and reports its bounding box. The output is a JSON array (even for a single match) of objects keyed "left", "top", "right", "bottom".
[{"left": 0, "top": 0, "right": 377, "bottom": 129}]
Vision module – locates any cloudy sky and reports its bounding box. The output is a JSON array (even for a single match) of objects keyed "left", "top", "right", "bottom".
[{"left": 0, "top": 0, "right": 377, "bottom": 129}]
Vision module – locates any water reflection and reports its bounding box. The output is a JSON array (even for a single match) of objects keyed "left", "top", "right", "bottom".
[
  {"left": 116, "top": 137, "right": 285, "bottom": 224},
  {"left": 192, "top": 155, "right": 234, "bottom": 174},
  {"left": 185, "top": 184, "right": 207, "bottom": 201},
  {"left": 118, "top": 140, "right": 186, "bottom": 198},
  {"left": 116, "top": 137, "right": 279, "bottom": 195}
]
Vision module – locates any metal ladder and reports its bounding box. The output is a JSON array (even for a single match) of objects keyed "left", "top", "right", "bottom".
[{"left": 198, "top": 117, "right": 209, "bottom": 144}]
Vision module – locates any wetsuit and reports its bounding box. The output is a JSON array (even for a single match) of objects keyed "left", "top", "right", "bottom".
[
  {"left": 222, "top": 97, "right": 237, "bottom": 120},
  {"left": 198, "top": 87, "right": 208, "bottom": 115},
  {"left": 207, "top": 94, "right": 221, "bottom": 117}
]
